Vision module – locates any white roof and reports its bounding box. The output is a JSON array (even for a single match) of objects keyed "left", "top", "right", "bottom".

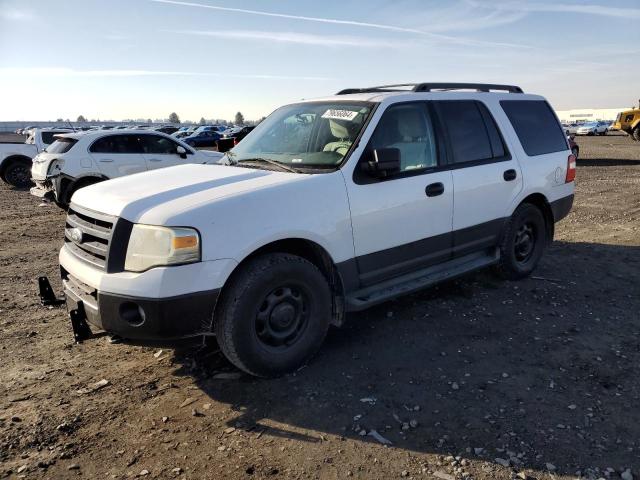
[{"left": 57, "top": 129, "right": 165, "bottom": 140}]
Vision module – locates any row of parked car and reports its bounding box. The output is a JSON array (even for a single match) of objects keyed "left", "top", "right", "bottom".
[
  {"left": 0, "top": 123, "right": 254, "bottom": 192},
  {"left": 561, "top": 120, "right": 614, "bottom": 136}
]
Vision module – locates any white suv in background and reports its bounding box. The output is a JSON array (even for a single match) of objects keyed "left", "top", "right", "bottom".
[
  {"left": 0, "top": 128, "right": 73, "bottom": 187},
  {"left": 30, "top": 130, "right": 223, "bottom": 208},
  {"left": 56, "top": 83, "right": 575, "bottom": 377}
]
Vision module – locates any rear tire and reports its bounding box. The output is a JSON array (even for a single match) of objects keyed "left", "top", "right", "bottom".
[
  {"left": 4, "top": 160, "right": 32, "bottom": 188},
  {"left": 495, "top": 203, "right": 546, "bottom": 280},
  {"left": 215, "top": 253, "right": 332, "bottom": 377}
]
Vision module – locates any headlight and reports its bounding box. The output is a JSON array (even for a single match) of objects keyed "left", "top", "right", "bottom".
[{"left": 124, "top": 224, "right": 200, "bottom": 272}]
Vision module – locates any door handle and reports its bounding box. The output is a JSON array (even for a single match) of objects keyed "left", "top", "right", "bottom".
[
  {"left": 425, "top": 182, "right": 445, "bottom": 197},
  {"left": 148, "top": 158, "right": 162, "bottom": 162},
  {"left": 99, "top": 159, "right": 113, "bottom": 163},
  {"left": 503, "top": 169, "right": 517, "bottom": 181}
]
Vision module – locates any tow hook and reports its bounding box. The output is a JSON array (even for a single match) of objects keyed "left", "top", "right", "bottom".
[{"left": 37, "top": 276, "right": 93, "bottom": 343}]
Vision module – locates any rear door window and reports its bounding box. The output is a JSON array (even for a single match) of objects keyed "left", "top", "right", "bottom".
[
  {"left": 90, "top": 135, "right": 144, "bottom": 154},
  {"left": 435, "top": 100, "right": 506, "bottom": 164},
  {"left": 500, "top": 100, "right": 568, "bottom": 156}
]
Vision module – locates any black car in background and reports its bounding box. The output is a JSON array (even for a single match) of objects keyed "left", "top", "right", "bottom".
[{"left": 224, "top": 126, "right": 255, "bottom": 144}]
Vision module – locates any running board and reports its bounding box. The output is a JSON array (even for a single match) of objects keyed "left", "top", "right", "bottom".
[{"left": 345, "top": 250, "right": 499, "bottom": 311}]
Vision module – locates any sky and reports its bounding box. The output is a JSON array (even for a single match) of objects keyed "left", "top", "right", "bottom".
[{"left": 0, "top": 0, "right": 638, "bottom": 122}]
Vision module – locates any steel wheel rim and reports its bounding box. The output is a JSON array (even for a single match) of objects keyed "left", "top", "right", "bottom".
[
  {"left": 255, "top": 285, "right": 309, "bottom": 350},
  {"left": 514, "top": 222, "right": 536, "bottom": 263}
]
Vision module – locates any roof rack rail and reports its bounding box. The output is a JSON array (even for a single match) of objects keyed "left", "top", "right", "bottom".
[{"left": 336, "top": 83, "right": 523, "bottom": 95}]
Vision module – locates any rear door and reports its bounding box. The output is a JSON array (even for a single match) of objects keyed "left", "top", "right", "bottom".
[
  {"left": 88, "top": 134, "right": 146, "bottom": 178},
  {"left": 345, "top": 101, "right": 454, "bottom": 286},
  {"left": 140, "top": 134, "right": 189, "bottom": 170},
  {"left": 434, "top": 100, "right": 523, "bottom": 257}
]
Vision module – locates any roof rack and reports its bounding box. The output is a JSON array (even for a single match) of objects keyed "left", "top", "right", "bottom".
[{"left": 336, "top": 83, "right": 523, "bottom": 95}]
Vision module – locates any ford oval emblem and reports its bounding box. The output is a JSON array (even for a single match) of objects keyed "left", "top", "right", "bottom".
[{"left": 70, "top": 227, "right": 84, "bottom": 244}]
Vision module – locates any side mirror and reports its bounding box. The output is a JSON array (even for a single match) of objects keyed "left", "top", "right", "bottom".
[
  {"left": 362, "top": 148, "right": 401, "bottom": 178},
  {"left": 176, "top": 145, "right": 187, "bottom": 158}
]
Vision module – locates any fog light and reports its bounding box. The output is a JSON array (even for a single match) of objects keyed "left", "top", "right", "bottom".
[{"left": 119, "top": 302, "right": 145, "bottom": 327}]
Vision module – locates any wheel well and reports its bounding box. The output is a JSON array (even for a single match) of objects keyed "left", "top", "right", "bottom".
[
  {"left": 65, "top": 176, "right": 105, "bottom": 202},
  {"left": 216, "top": 239, "right": 346, "bottom": 327},
  {"left": 0, "top": 155, "right": 31, "bottom": 178},
  {"left": 519, "top": 193, "right": 554, "bottom": 244}
]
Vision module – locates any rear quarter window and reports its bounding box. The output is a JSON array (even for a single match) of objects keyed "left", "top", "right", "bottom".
[{"left": 500, "top": 100, "right": 568, "bottom": 156}]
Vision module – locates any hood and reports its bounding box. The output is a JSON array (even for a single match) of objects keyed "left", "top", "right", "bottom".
[
  {"left": 71, "top": 163, "right": 306, "bottom": 222},
  {"left": 196, "top": 150, "right": 223, "bottom": 162}
]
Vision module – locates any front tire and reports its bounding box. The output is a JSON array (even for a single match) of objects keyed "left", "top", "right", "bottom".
[
  {"left": 4, "top": 160, "right": 32, "bottom": 188},
  {"left": 633, "top": 127, "right": 640, "bottom": 142},
  {"left": 215, "top": 253, "right": 332, "bottom": 377},
  {"left": 495, "top": 204, "right": 546, "bottom": 280}
]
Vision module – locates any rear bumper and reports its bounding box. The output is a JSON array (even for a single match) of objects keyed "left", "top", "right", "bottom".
[
  {"left": 550, "top": 194, "right": 574, "bottom": 223},
  {"left": 62, "top": 268, "right": 219, "bottom": 342}
]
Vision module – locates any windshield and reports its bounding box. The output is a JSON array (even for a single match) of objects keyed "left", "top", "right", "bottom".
[{"left": 227, "top": 101, "right": 374, "bottom": 167}]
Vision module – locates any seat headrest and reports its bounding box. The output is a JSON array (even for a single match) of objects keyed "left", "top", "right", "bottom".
[
  {"left": 397, "top": 110, "right": 426, "bottom": 139},
  {"left": 329, "top": 119, "right": 351, "bottom": 139}
]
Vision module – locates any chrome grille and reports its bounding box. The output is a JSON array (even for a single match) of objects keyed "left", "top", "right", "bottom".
[{"left": 64, "top": 205, "right": 116, "bottom": 270}]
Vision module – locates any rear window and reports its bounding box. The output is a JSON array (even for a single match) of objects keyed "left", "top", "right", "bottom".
[
  {"left": 501, "top": 100, "right": 567, "bottom": 156},
  {"left": 45, "top": 138, "right": 78, "bottom": 154}
]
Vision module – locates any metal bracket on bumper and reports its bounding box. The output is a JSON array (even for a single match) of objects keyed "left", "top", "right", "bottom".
[
  {"left": 38, "top": 276, "right": 65, "bottom": 306},
  {"left": 38, "top": 276, "right": 93, "bottom": 343},
  {"left": 69, "top": 303, "right": 94, "bottom": 343}
]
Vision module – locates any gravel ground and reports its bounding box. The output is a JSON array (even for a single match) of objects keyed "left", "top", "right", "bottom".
[{"left": 0, "top": 134, "right": 639, "bottom": 480}]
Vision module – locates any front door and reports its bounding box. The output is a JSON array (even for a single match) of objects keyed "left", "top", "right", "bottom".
[
  {"left": 140, "top": 134, "right": 186, "bottom": 170},
  {"left": 344, "top": 102, "right": 454, "bottom": 287}
]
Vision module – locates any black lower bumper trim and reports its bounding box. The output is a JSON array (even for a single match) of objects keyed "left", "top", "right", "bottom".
[
  {"left": 550, "top": 194, "right": 574, "bottom": 223},
  {"left": 63, "top": 282, "right": 219, "bottom": 343}
]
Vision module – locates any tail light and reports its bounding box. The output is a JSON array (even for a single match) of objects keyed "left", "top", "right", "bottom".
[{"left": 565, "top": 154, "right": 576, "bottom": 183}]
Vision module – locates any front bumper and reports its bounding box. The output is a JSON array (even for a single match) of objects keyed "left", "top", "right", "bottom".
[{"left": 62, "top": 268, "right": 220, "bottom": 342}]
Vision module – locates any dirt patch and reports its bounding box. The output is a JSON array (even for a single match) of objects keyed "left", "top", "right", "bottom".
[{"left": 0, "top": 135, "right": 639, "bottom": 479}]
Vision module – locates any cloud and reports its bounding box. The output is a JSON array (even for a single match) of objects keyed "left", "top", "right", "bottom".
[
  {"left": 150, "top": 0, "right": 530, "bottom": 49},
  {"left": 0, "top": 67, "right": 331, "bottom": 81},
  {"left": 465, "top": 0, "right": 640, "bottom": 20},
  {"left": 0, "top": 8, "right": 35, "bottom": 21},
  {"left": 170, "top": 29, "right": 416, "bottom": 48}
]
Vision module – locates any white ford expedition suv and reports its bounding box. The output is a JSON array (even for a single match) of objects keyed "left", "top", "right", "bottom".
[
  {"left": 30, "top": 129, "right": 223, "bottom": 208},
  {"left": 55, "top": 83, "right": 575, "bottom": 377}
]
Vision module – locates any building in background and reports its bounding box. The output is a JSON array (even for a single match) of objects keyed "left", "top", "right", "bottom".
[{"left": 555, "top": 108, "right": 628, "bottom": 123}]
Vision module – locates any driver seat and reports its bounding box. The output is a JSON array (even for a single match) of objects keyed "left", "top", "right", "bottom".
[{"left": 323, "top": 120, "right": 353, "bottom": 157}]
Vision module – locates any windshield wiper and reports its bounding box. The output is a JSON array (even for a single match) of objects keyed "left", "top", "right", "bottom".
[{"left": 237, "top": 158, "right": 301, "bottom": 174}]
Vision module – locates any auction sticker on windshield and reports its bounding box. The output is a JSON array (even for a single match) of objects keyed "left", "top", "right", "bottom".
[{"left": 321, "top": 109, "right": 360, "bottom": 121}]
